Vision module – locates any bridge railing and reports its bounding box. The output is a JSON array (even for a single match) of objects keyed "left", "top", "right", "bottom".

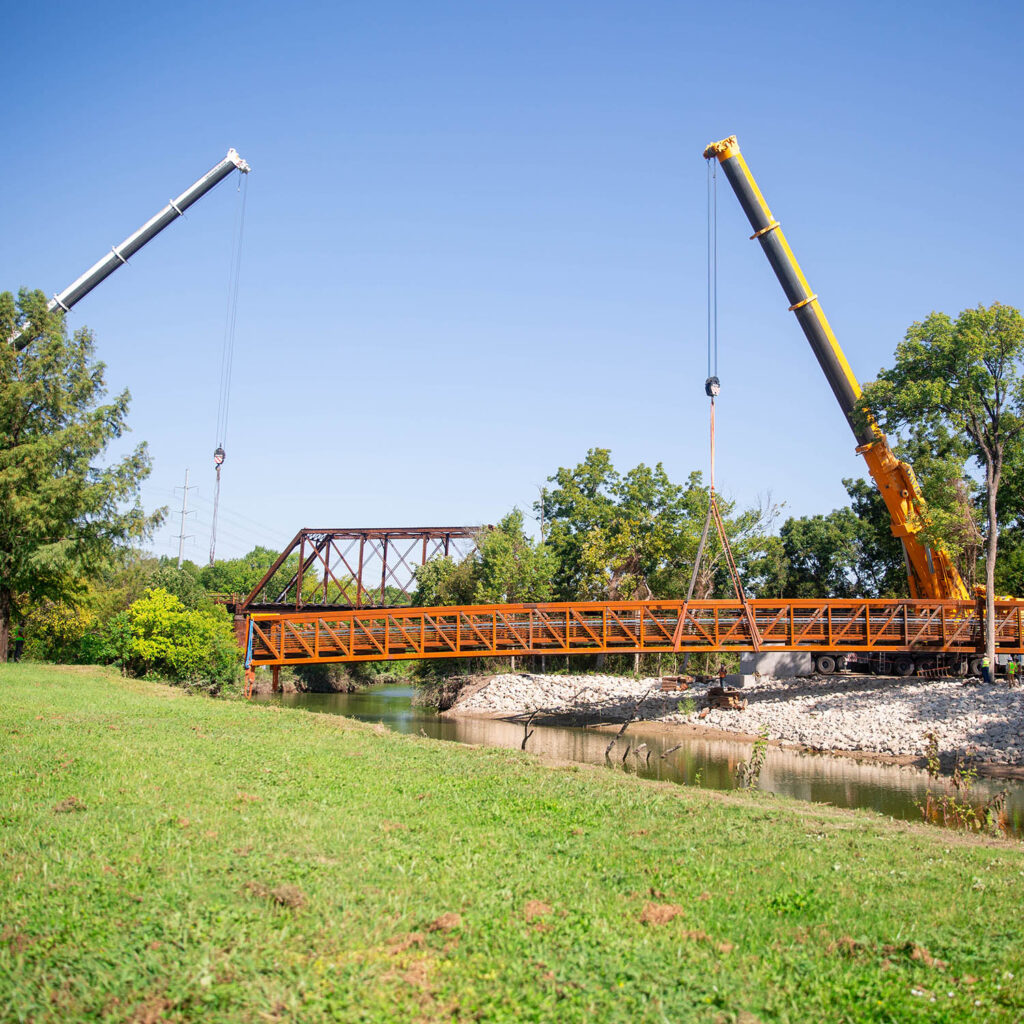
[{"left": 246, "top": 597, "right": 1024, "bottom": 666}]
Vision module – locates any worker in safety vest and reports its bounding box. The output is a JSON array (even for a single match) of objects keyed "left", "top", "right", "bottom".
[
  {"left": 981, "top": 655, "right": 991, "bottom": 685},
  {"left": 1007, "top": 658, "right": 1018, "bottom": 686},
  {"left": 10, "top": 625, "right": 24, "bottom": 662}
]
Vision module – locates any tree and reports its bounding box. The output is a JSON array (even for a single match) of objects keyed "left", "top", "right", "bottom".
[
  {"left": 860, "top": 303, "right": 1024, "bottom": 668},
  {"left": 994, "top": 444, "right": 1024, "bottom": 595},
  {"left": 777, "top": 508, "right": 862, "bottom": 598},
  {"left": 745, "top": 478, "right": 912, "bottom": 600},
  {"left": 411, "top": 554, "right": 476, "bottom": 607},
  {"left": 541, "top": 448, "right": 619, "bottom": 599},
  {"left": 0, "top": 290, "right": 161, "bottom": 661},
  {"left": 540, "top": 450, "right": 777, "bottom": 602},
  {"left": 472, "top": 510, "right": 553, "bottom": 604},
  {"left": 412, "top": 511, "right": 552, "bottom": 607},
  {"left": 840, "top": 478, "right": 907, "bottom": 596},
  {"left": 198, "top": 545, "right": 282, "bottom": 596}
]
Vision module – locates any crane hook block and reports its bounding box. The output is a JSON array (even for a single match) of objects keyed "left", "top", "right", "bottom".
[
  {"left": 214, "top": 446, "right": 226, "bottom": 466},
  {"left": 705, "top": 376, "right": 721, "bottom": 398}
]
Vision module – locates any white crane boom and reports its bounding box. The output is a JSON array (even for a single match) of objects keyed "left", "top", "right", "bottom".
[{"left": 13, "top": 148, "right": 250, "bottom": 351}]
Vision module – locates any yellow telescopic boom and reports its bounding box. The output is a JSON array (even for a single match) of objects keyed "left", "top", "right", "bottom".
[{"left": 703, "top": 135, "right": 968, "bottom": 601}]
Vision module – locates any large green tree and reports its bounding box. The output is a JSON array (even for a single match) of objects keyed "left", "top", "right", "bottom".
[
  {"left": 540, "top": 449, "right": 775, "bottom": 602},
  {"left": 412, "top": 511, "right": 551, "bottom": 607},
  {"left": 749, "top": 479, "right": 907, "bottom": 600},
  {"left": 860, "top": 303, "right": 1024, "bottom": 668},
  {"left": 841, "top": 478, "right": 909, "bottom": 596},
  {"left": 0, "top": 289, "right": 160, "bottom": 660}
]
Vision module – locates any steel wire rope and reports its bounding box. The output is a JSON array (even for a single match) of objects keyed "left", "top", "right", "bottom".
[
  {"left": 209, "top": 173, "right": 250, "bottom": 566},
  {"left": 707, "top": 157, "right": 718, "bottom": 379},
  {"left": 687, "top": 159, "right": 720, "bottom": 606},
  {"left": 676, "top": 158, "right": 760, "bottom": 661}
]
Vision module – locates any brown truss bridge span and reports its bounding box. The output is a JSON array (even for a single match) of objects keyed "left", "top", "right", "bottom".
[
  {"left": 245, "top": 597, "right": 1024, "bottom": 667},
  {"left": 235, "top": 526, "right": 485, "bottom": 613}
]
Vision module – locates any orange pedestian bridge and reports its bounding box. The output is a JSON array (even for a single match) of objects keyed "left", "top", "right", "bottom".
[{"left": 244, "top": 596, "right": 1024, "bottom": 669}]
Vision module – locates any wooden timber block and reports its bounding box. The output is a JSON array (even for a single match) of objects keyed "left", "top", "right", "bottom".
[
  {"left": 708, "top": 686, "right": 747, "bottom": 711},
  {"left": 660, "top": 676, "right": 692, "bottom": 692}
]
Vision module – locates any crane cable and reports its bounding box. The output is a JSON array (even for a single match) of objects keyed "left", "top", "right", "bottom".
[
  {"left": 673, "top": 158, "right": 760, "bottom": 654},
  {"left": 209, "top": 172, "right": 249, "bottom": 567}
]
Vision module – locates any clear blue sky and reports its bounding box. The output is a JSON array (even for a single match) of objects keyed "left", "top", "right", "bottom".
[{"left": 3, "top": 0, "right": 1021, "bottom": 561}]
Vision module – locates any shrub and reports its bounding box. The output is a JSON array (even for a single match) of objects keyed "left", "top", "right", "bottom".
[
  {"left": 120, "top": 588, "right": 240, "bottom": 689},
  {"left": 22, "top": 600, "right": 93, "bottom": 663}
]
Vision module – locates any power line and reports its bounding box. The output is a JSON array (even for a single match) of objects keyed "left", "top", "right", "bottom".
[{"left": 173, "top": 469, "right": 197, "bottom": 569}]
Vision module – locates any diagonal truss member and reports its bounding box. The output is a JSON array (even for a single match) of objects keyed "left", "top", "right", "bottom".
[{"left": 236, "top": 526, "right": 486, "bottom": 612}]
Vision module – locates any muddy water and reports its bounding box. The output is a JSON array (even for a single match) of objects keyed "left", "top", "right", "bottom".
[{"left": 256, "top": 684, "right": 1024, "bottom": 835}]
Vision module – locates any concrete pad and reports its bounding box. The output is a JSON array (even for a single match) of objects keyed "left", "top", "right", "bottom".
[
  {"left": 740, "top": 651, "right": 814, "bottom": 678},
  {"left": 724, "top": 673, "right": 757, "bottom": 689}
]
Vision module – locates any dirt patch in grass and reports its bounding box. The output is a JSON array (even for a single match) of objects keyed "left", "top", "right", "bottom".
[
  {"left": 1, "top": 926, "right": 37, "bottom": 953},
  {"left": 53, "top": 796, "right": 86, "bottom": 814},
  {"left": 243, "top": 881, "right": 307, "bottom": 909},
  {"left": 902, "top": 943, "right": 947, "bottom": 970},
  {"left": 128, "top": 995, "right": 174, "bottom": 1024},
  {"left": 426, "top": 912, "right": 461, "bottom": 932},
  {"left": 828, "top": 935, "right": 947, "bottom": 970},
  {"left": 402, "top": 959, "right": 433, "bottom": 990},
  {"left": 639, "top": 902, "right": 685, "bottom": 925},
  {"left": 524, "top": 900, "right": 552, "bottom": 920},
  {"left": 387, "top": 932, "right": 425, "bottom": 954}
]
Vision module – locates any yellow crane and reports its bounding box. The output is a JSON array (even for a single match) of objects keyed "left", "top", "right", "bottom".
[{"left": 703, "top": 135, "right": 969, "bottom": 602}]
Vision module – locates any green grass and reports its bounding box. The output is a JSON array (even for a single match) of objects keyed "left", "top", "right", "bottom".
[{"left": 1, "top": 664, "right": 1022, "bottom": 1023}]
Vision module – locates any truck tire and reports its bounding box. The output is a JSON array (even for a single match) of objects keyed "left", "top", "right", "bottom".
[
  {"left": 815, "top": 654, "right": 837, "bottom": 675},
  {"left": 894, "top": 655, "right": 915, "bottom": 677},
  {"left": 968, "top": 656, "right": 984, "bottom": 677}
]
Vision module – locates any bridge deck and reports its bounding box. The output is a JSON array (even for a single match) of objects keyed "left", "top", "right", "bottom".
[{"left": 247, "top": 597, "right": 1024, "bottom": 666}]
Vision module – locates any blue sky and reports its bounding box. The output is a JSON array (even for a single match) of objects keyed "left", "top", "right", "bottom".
[{"left": 3, "top": 0, "right": 1021, "bottom": 561}]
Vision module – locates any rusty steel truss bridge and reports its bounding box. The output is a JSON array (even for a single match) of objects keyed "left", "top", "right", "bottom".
[
  {"left": 234, "top": 527, "right": 484, "bottom": 613},
  {"left": 243, "top": 594, "right": 1024, "bottom": 668}
]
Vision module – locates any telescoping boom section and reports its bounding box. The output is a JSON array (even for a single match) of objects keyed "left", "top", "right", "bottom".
[
  {"left": 702, "top": 136, "right": 968, "bottom": 602},
  {"left": 246, "top": 597, "right": 1024, "bottom": 667},
  {"left": 13, "top": 148, "right": 250, "bottom": 352}
]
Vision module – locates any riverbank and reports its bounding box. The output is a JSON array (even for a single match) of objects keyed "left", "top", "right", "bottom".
[
  {"left": 2, "top": 664, "right": 1023, "bottom": 1022},
  {"left": 447, "top": 671, "right": 1024, "bottom": 775}
]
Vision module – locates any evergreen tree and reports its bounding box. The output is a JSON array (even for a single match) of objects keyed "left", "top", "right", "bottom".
[{"left": 0, "top": 289, "right": 161, "bottom": 660}]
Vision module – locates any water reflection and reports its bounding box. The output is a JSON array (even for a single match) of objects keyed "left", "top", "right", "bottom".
[{"left": 255, "top": 685, "right": 1024, "bottom": 835}]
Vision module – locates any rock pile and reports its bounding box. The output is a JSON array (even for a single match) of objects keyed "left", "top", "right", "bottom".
[{"left": 449, "top": 671, "right": 1024, "bottom": 765}]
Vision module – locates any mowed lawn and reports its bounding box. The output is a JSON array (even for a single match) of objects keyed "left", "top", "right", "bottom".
[{"left": 1, "top": 665, "right": 1022, "bottom": 1023}]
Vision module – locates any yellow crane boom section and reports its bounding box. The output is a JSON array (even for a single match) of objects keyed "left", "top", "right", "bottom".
[{"left": 703, "top": 136, "right": 968, "bottom": 601}]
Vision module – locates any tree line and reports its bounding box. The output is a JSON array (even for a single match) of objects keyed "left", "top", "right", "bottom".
[{"left": 3, "top": 288, "right": 1024, "bottom": 681}]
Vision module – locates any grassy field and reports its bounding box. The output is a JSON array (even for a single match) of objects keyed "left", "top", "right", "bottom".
[{"left": 1, "top": 665, "right": 1022, "bottom": 1023}]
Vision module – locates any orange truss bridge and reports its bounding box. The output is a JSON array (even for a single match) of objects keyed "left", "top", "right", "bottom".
[{"left": 245, "top": 597, "right": 1024, "bottom": 667}]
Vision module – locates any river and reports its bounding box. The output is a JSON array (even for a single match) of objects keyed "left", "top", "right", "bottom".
[{"left": 255, "top": 683, "right": 1024, "bottom": 836}]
